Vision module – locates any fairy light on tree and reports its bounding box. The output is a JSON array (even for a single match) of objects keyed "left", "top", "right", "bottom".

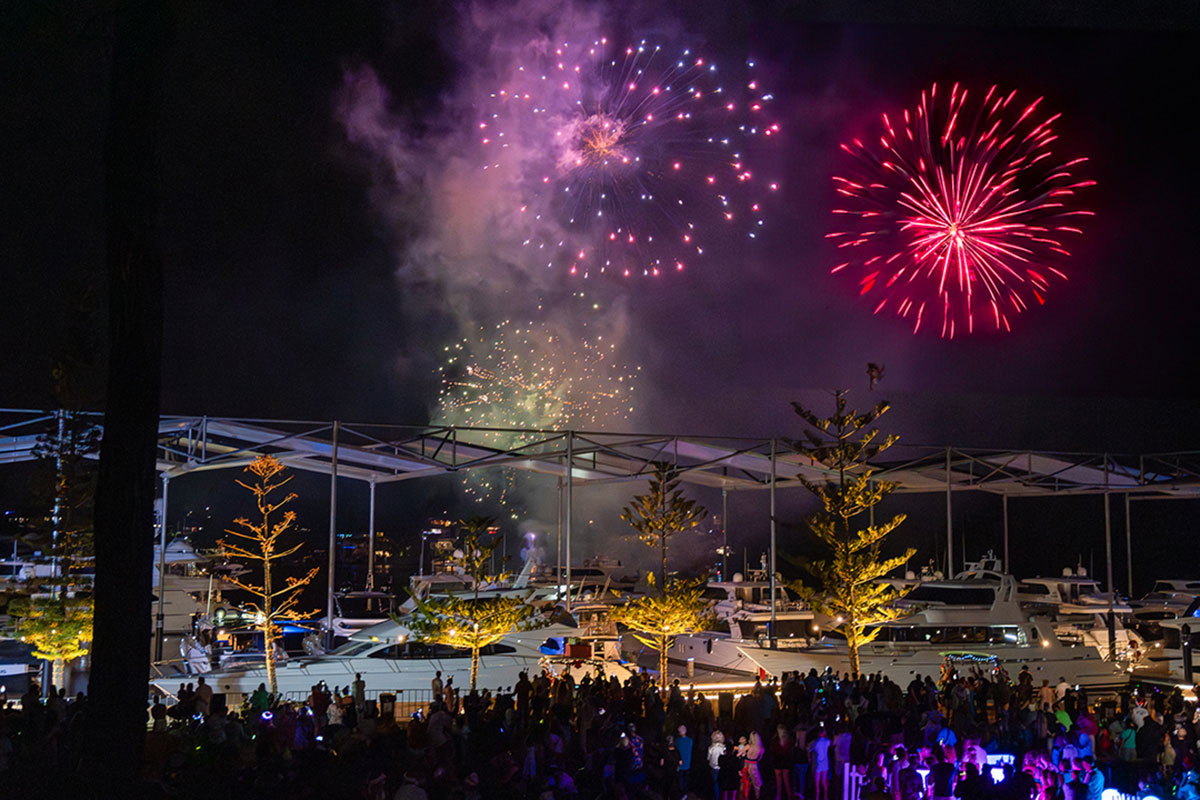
[{"left": 218, "top": 455, "right": 319, "bottom": 694}]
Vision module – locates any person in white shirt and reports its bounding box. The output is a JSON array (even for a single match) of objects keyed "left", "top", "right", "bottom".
[{"left": 708, "top": 730, "right": 726, "bottom": 799}]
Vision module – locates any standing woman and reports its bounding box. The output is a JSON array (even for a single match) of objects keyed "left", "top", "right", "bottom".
[
  {"left": 771, "top": 725, "right": 794, "bottom": 800},
  {"left": 744, "top": 731, "right": 765, "bottom": 799},
  {"left": 720, "top": 739, "right": 745, "bottom": 800},
  {"left": 810, "top": 726, "right": 832, "bottom": 800}
]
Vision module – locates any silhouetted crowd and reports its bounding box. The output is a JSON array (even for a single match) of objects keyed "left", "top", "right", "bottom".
[{"left": 3, "top": 662, "right": 1200, "bottom": 800}]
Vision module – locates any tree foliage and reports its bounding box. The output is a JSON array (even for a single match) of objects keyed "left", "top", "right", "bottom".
[
  {"left": 620, "top": 463, "right": 707, "bottom": 590},
  {"left": 788, "top": 390, "right": 915, "bottom": 677},
  {"left": 407, "top": 516, "right": 543, "bottom": 691},
  {"left": 611, "top": 574, "right": 714, "bottom": 689},
  {"left": 218, "top": 455, "right": 319, "bottom": 693},
  {"left": 9, "top": 406, "right": 100, "bottom": 687}
]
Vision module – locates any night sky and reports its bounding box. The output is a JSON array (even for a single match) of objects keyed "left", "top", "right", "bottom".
[{"left": 3, "top": 1, "right": 1199, "bottom": 588}]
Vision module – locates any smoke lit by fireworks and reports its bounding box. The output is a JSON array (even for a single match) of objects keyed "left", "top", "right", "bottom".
[
  {"left": 479, "top": 37, "right": 779, "bottom": 278},
  {"left": 435, "top": 319, "right": 640, "bottom": 516},
  {"left": 830, "top": 82, "right": 1095, "bottom": 337}
]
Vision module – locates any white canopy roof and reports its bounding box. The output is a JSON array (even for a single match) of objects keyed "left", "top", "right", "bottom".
[{"left": 2, "top": 408, "right": 1198, "bottom": 498}]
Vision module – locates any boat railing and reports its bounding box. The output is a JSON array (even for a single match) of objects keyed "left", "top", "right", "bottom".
[{"left": 276, "top": 687, "right": 440, "bottom": 720}]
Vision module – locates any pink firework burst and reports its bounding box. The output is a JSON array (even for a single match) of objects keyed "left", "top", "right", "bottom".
[
  {"left": 480, "top": 38, "right": 779, "bottom": 279},
  {"left": 829, "top": 82, "right": 1095, "bottom": 337}
]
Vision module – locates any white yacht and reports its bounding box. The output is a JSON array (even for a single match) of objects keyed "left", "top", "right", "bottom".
[
  {"left": 151, "top": 538, "right": 246, "bottom": 661},
  {"left": 150, "top": 617, "right": 582, "bottom": 703},
  {"left": 734, "top": 565, "right": 1127, "bottom": 689},
  {"left": 664, "top": 575, "right": 817, "bottom": 675},
  {"left": 1131, "top": 599, "right": 1200, "bottom": 684},
  {"left": 1016, "top": 571, "right": 1142, "bottom": 661},
  {"left": 319, "top": 590, "right": 397, "bottom": 641}
]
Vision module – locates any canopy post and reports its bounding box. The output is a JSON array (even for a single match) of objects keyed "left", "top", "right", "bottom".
[
  {"left": 154, "top": 474, "right": 169, "bottom": 662},
  {"left": 1002, "top": 494, "right": 1010, "bottom": 572},
  {"left": 565, "top": 430, "right": 573, "bottom": 615},
  {"left": 769, "top": 438, "right": 777, "bottom": 649},
  {"left": 721, "top": 487, "right": 729, "bottom": 582},
  {"left": 367, "top": 480, "right": 377, "bottom": 591},
  {"left": 945, "top": 447, "right": 954, "bottom": 575},
  {"left": 1104, "top": 455, "right": 1116, "bottom": 661},
  {"left": 325, "top": 421, "right": 339, "bottom": 650}
]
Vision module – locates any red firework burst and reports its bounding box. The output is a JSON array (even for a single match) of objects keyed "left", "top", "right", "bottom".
[{"left": 829, "top": 82, "right": 1095, "bottom": 337}]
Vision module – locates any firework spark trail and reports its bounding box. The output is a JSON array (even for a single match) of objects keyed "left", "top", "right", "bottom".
[
  {"left": 480, "top": 37, "right": 780, "bottom": 279},
  {"left": 434, "top": 318, "right": 640, "bottom": 517},
  {"left": 830, "top": 82, "right": 1095, "bottom": 337}
]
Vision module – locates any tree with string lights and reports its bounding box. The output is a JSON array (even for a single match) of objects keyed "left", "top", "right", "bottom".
[{"left": 218, "top": 455, "right": 319, "bottom": 694}]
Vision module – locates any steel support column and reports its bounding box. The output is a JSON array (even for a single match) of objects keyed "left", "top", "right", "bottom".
[
  {"left": 769, "top": 439, "right": 777, "bottom": 649},
  {"left": 325, "top": 421, "right": 339, "bottom": 650},
  {"left": 154, "top": 474, "right": 169, "bottom": 662},
  {"left": 367, "top": 480, "right": 377, "bottom": 591},
  {"left": 565, "top": 431, "right": 574, "bottom": 614}
]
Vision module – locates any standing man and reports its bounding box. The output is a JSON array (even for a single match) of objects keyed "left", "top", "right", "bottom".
[
  {"left": 676, "top": 724, "right": 694, "bottom": 794},
  {"left": 352, "top": 672, "right": 366, "bottom": 713}
]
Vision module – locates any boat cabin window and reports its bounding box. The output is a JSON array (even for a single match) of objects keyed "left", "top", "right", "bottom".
[
  {"left": 905, "top": 586, "right": 996, "bottom": 605},
  {"left": 336, "top": 595, "right": 394, "bottom": 617},
  {"left": 741, "top": 619, "right": 812, "bottom": 640},
  {"left": 1019, "top": 583, "right": 1052, "bottom": 596},
  {"left": 871, "top": 625, "right": 1028, "bottom": 646},
  {"left": 368, "top": 642, "right": 517, "bottom": 659},
  {"left": 702, "top": 587, "right": 730, "bottom": 601}
]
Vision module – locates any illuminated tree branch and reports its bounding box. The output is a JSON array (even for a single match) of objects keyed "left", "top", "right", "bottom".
[{"left": 217, "top": 455, "right": 318, "bottom": 693}]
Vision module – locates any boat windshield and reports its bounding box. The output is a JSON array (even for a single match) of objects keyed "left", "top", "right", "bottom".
[
  {"left": 905, "top": 585, "right": 996, "bottom": 605},
  {"left": 336, "top": 595, "right": 392, "bottom": 618},
  {"left": 329, "top": 640, "right": 375, "bottom": 657}
]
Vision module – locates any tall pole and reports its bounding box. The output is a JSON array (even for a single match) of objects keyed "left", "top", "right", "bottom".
[
  {"left": 154, "top": 475, "right": 169, "bottom": 662},
  {"left": 556, "top": 478, "right": 563, "bottom": 600},
  {"left": 769, "top": 439, "right": 777, "bottom": 649},
  {"left": 721, "top": 488, "right": 729, "bottom": 582},
  {"left": 945, "top": 447, "right": 954, "bottom": 576},
  {"left": 1002, "top": 494, "right": 1010, "bottom": 572},
  {"left": 565, "top": 431, "right": 574, "bottom": 614},
  {"left": 51, "top": 409, "right": 64, "bottom": 589},
  {"left": 367, "top": 480, "right": 377, "bottom": 592},
  {"left": 1104, "top": 455, "right": 1116, "bottom": 661},
  {"left": 1125, "top": 493, "right": 1133, "bottom": 597},
  {"left": 325, "top": 421, "right": 339, "bottom": 650}
]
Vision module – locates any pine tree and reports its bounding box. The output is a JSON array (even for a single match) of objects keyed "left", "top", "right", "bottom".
[
  {"left": 9, "top": 404, "right": 100, "bottom": 692},
  {"left": 407, "top": 516, "right": 543, "bottom": 691},
  {"left": 217, "top": 455, "right": 319, "bottom": 694},
  {"left": 610, "top": 574, "right": 714, "bottom": 690},
  {"left": 788, "top": 390, "right": 915, "bottom": 677},
  {"left": 620, "top": 464, "right": 707, "bottom": 591}
]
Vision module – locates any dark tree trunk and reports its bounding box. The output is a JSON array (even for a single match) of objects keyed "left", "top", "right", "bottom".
[{"left": 85, "top": 0, "right": 168, "bottom": 792}]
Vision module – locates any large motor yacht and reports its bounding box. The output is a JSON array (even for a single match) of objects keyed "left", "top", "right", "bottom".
[
  {"left": 664, "top": 575, "right": 816, "bottom": 676},
  {"left": 734, "top": 560, "right": 1128, "bottom": 689},
  {"left": 151, "top": 617, "right": 582, "bottom": 703}
]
